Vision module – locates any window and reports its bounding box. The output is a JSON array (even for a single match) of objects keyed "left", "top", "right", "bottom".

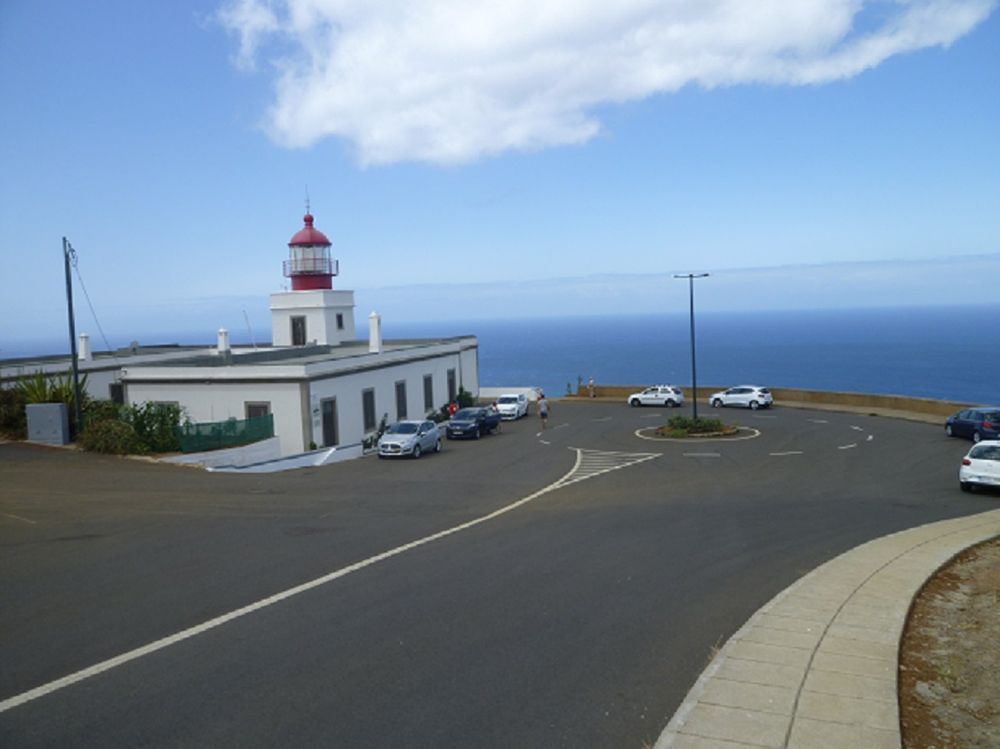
[
  {"left": 395, "top": 380, "right": 407, "bottom": 420},
  {"left": 291, "top": 316, "right": 307, "bottom": 346},
  {"left": 108, "top": 382, "right": 124, "bottom": 404},
  {"left": 245, "top": 402, "right": 271, "bottom": 419},
  {"left": 362, "top": 388, "right": 376, "bottom": 432},
  {"left": 423, "top": 374, "right": 434, "bottom": 412},
  {"left": 336, "top": 313, "right": 344, "bottom": 330},
  {"left": 447, "top": 368, "right": 456, "bottom": 401}
]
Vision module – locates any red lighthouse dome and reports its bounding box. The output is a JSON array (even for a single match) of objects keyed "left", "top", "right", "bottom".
[{"left": 283, "top": 211, "right": 338, "bottom": 291}]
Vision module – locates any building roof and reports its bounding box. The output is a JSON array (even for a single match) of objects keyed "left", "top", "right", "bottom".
[{"left": 289, "top": 213, "right": 331, "bottom": 247}]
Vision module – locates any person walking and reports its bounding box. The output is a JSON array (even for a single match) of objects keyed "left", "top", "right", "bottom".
[{"left": 537, "top": 392, "right": 549, "bottom": 430}]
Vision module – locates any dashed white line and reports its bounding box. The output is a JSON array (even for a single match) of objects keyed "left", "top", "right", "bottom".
[
  {"left": 867, "top": 435, "right": 874, "bottom": 442},
  {"left": 838, "top": 443, "right": 858, "bottom": 450},
  {"left": 850, "top": 425, "right": 865, "bottom": 432},
  {"left": 770, "top": 451, "right": 804, "bottom": 457}
]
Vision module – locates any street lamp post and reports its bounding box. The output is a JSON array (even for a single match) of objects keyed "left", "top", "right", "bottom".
[{"left": 674, "top": 273, "right": 709, "bottom": 421}]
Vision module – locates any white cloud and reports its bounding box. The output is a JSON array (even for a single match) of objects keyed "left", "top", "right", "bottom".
[{"left": 218, "top": 0, "right": 997, "bottom": 164}]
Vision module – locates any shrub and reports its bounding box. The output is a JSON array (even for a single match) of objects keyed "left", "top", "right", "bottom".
[
  {"left": 658, "top": 415, "right": 732, "bottom": 438},
  {"left": 121, "top": 402, "right": 183, "bottom": 453},
  {"left": 0, "top": 387, "right": 27, "bottom": 439},
  {"left": 80, "top": 419, "right": 145, "bottom": 455}
]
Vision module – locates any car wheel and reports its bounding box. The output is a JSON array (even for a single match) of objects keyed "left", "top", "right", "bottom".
[
  {"left": 960, "top": 481, "right": 973, "bottom": 493},
  {"left": 973, "top": 431, "right": 982, "bottom": 443},
  {"left": 435, "top": 439, "right": 442, "bottom": 453},
  {"left": 945, "top": 424, "right": 953, "bottom": 437},
  {"left": 629, "top": 398, "right": 641, "bottom": 407},
  {"left": 665, "top": 399, "right": 676, "bottom": 408},
  {"left": 712, "top": 399, "right": 722, "bottom": 408},
  {"left": 413, "top": 444, "right": 422, "bottom": 459},
  {"left": 750, "top": 401, "right": 760, "bottom": 410},
  {"left": 474, "top": 428, "right": 481, "bottom": 440}
]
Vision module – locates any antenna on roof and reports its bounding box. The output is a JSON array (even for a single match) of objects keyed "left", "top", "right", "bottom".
[{"left": 305, "top": 185, "right": 310, "bottom": 215}]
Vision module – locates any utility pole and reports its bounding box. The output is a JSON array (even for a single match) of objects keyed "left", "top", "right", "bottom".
[
  {"left": 64, "top": 237, "right": 83, "bottom": 435},
  {"left": 674, "top": 273, "right": 709, "bottom": 421}
]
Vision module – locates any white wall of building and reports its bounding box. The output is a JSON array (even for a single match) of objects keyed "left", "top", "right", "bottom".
[
  {"left": 123, "top": 377, "right": 307, "bottom": 456},
  {"left": 121, "top": 338, "right": 478, "bottom": 458},
  {"left": 270, "top": 290, "right": 357, "bottom": 347},
  {"left": 307, "top": 345, "right": 478, "bottom": 447}
]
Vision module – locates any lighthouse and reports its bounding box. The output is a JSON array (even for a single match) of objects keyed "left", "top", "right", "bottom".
[
  {"left": 284, "top": 210, "right": 337, "bottom": 290},
  {"left": 270, "top": 209, "right": 357, "bottom": 347}
]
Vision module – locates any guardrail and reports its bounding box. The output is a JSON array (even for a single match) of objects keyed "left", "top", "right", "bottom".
[{"left": 569, "top": 384, "right": 976, "bottom": 421}]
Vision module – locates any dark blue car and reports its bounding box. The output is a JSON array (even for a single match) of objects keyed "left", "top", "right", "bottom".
[
  {"left": 945, "top": 407, "right": 1000, "bottom": 443},
  {"left": 446, "top": 407, "right": 501, "bottom": 440}
]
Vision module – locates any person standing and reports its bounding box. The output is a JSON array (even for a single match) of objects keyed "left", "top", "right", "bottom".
[{"left": 538, "top": 392, "right": 549, "bottom": 430}]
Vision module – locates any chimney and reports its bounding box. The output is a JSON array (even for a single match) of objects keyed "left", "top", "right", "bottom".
[
  {"left": 78, "top": 333, "right": 91, "bottom": 362},
  {"left": 368, "top": 311, "right": 383, "bottom": 354},
  {"left": 217, "top": 328, "right": 230, "bottom": 355}
]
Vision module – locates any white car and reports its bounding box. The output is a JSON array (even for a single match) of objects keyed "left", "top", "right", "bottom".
[
  {"left": 495, "top": 393, "right": 528, "bottom": 420},
  {"left": 627, "top": 385, "right": 685, "bottom": 408},
  {"left": 960, "top": 440, "right": 1000, "bottom": 492},
  {"left": 378, "top": 420, "right": 442, "bottom": 458},
  {"left": 710, "top": 385, "right": 773, "bottom": 410}
]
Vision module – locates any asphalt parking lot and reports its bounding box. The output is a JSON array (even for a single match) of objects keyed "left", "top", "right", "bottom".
[{"left": 0, "top": 400, "right": 993, "bottom": 748}]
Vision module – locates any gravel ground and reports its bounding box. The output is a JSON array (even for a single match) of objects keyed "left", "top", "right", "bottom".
[{"left": 899, "top": 535, "right": 1000, "bottom": 748}]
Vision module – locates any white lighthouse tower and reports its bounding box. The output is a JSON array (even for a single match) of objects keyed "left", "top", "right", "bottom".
[{"left": 270, "top": 208, "right": 357, "bottom": 347}]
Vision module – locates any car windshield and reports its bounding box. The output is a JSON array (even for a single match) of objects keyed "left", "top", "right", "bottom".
[
  {"left": 970, "top": 445, "right": 1000, "bottom": 460},
  {"left": 387, "top": 423, "right": 418, "bottom": 434},
  {"left": 497, "top": 397, "right": 517, "bottom": 404},
  {"left": 453, "top": 408, "right": 480, "bottom": 420}
]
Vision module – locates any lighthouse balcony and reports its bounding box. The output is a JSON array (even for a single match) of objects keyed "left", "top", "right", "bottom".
[{"left": 283, "top": 258, "right": 339, "bottom": 277}]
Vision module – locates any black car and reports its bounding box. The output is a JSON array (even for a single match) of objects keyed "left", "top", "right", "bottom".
[
  {"left": 446, "top": 407, "right": 501, "bottom": 440},
  {"left": 945, "top": 407, "right": 1000, "bottom": 443}
]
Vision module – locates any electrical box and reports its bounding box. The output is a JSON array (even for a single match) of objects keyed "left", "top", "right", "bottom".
[{"left": 26, "top": 403, "right": 70, "bottom": 445}]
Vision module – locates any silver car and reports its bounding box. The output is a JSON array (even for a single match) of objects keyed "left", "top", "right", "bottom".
[
  {"left": 710, "top": 385, "right": 774, "bottom": 410},
  {"left": 377, "top": 420, "right": 442, "bottom": 459}
]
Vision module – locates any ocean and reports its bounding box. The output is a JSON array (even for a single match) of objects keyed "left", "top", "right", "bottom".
[
  {"left": 383, "top": 306, "right": 999, "bottom": 405},
  {"left": 8, "top": 305, "right": 997, "bottom": 405}
]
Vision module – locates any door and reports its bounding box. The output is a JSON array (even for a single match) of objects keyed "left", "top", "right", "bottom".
[
  {"left": 291, "top": 316, "right": 307, "bottom": 346},
  {"left": 321, "top": 398, "right": 338, "bottom": 447}
]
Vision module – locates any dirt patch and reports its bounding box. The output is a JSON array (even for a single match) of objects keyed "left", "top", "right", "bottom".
[{"left": 899, "top": 535, "right": 1000, "bottom": 748}]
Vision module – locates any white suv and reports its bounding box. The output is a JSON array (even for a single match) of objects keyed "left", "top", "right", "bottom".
[
  {"left": 627, "top": 385, "right": 685, "bottom": 408},
  {"left": 710, "top": 385, "right": 773, "bottom": 410},
  {"left": 495, "top": 393, "right": 528, "bottom": 420}
]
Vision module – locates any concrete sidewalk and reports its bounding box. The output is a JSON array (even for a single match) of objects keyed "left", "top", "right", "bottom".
[{"left": 655, "top": 508, "right": 1000, "bottom": 749}]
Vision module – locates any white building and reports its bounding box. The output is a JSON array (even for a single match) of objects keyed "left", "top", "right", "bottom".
[{"left": 2, "top": 210, "right": 479, "bottom": 457}]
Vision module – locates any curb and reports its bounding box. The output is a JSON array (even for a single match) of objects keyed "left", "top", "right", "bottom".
[{"left": 654, "top": 509, "right": 1000, "bottom": 749}]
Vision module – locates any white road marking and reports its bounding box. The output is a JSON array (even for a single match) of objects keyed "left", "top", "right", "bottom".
[
  {"left": 770, "top": 451, "right": 804, "bottom": 457},
  {"left": 683, "top": 452, "right": 721, "bottom": 458},
  {"left": 1, "top": 512, "right": 37, "bottom": 525},
  {"left": 838, "top": 443, "right": 858, "bottom": 450},
  {"left": 538, "top": 439, "right": 551, "bottom": 445},
  {"left": 4, "top": 447, "right": 655, "bottom": 714},
  {"left": 867, "top": 435, "right": 874, "bottom": 442},
  {"left": 850, "top": 425, "right": 864, "bottom": 432},
  {"left": 554, "top": 448, "right": 660, "bottom": 488},
  {"left": 808, "top": 419, "right": 829, "bottom": 424}
]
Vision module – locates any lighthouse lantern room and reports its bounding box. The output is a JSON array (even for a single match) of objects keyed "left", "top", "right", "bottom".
[{"left": 270, "top": 210, "right": 357, "bottom": 347}]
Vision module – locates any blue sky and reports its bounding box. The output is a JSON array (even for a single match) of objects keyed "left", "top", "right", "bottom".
[{"left": 1, "top": 1, "right": 998, "bottom": 355}]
